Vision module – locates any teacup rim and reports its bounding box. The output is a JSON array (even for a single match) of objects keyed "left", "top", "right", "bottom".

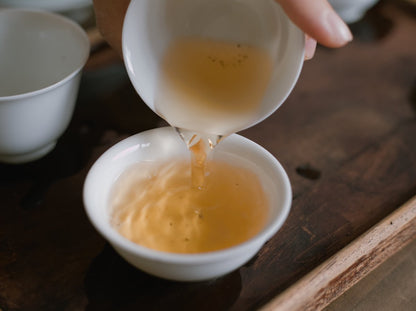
[{"left": 0, "top": 8, "right": 90, "bottom": 101}]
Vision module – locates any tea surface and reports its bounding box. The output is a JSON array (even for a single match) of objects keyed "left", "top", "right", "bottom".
[{"left": 110, "top": 159, "right": 269, "bottom": 253}]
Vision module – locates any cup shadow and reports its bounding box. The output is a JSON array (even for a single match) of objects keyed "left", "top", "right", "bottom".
[{"left": 84, "top": 244, "right": 243, "bottom": 311}]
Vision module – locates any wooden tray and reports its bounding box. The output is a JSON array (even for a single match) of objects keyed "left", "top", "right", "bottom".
[{"left": 1, "top": 1, "right": 415, "bottom": 310}]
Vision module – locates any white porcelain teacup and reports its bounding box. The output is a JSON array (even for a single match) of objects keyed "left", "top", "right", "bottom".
[
  {"left": 83, "top": 127, "right": 292, "bottom": 281},
  {"left": 122, "top": 0, "right": 304, "bottom": 135},
  {"left": 0, "top": 9, "right": 90, "bottom": 164}
]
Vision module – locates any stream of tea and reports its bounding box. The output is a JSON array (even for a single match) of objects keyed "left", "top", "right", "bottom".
[
  {"left": 110, "top": 37, "right": 274, "bottom": 253},
  {"left": 157, "top": 37, "right": 273, "bottom": 188}
]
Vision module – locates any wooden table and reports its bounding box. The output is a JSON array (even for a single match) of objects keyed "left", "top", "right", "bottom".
[{"left": 1, "top": 1, "right": 415, "bottom": 310}]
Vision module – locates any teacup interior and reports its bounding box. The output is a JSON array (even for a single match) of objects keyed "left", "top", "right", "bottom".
[{"left": 0, "top": 10, "right": 89, "bottom": 97}]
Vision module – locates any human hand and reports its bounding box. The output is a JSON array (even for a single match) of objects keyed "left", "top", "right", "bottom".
[{"left": 93, "top": 0, "right": 352, "bottom": 60}]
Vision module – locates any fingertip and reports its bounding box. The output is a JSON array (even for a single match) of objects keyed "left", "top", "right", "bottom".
[{"left": 323, "top": 9, "right": 353, "bottom": 47}]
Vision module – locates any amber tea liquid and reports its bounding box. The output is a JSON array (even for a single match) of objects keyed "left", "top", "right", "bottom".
[
  {"left": 110, "top": 159, "right": 269, "bottom": 253},
  {"left": 156, "top": 37, "right": 273, "bottom": 136}
]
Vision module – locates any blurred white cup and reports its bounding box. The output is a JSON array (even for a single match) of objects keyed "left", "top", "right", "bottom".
[
  {"left": 329, "top": 0, "right": 379, "bottom": 23},
  {"left": 0, "top": 9, "right": 90, "bottom": 164},
  {"left": 0, "top": 0, "right": 93, "bottom": 24}
]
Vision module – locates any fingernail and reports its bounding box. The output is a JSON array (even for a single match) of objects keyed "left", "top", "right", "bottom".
[
  {"left": 304, "top": 36, "right": 317, "bottom": 60},
  {"left": 325, "top": 10, "right": 353, "bottom": 45}
]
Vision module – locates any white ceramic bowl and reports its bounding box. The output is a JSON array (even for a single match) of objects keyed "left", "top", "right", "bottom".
[
  {"left": 123, "top": 0, "right": 304, "bottom": 134},
  {"left": 0, "top": 9, "right": 90, "bottom": 163},
  {"left": 83, "top": 127, "right": 292, "bottom": 281}
]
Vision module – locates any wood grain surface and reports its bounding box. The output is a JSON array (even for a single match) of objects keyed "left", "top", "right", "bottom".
[
  {"left": 260, "top": 196, "right": 416, "bottom": 311},
  {"left": 1, "top": 1, "right": 415, "bottom": 310},
  {"left": 325, "top": 238, "right": 416, "bottom": 310}
]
